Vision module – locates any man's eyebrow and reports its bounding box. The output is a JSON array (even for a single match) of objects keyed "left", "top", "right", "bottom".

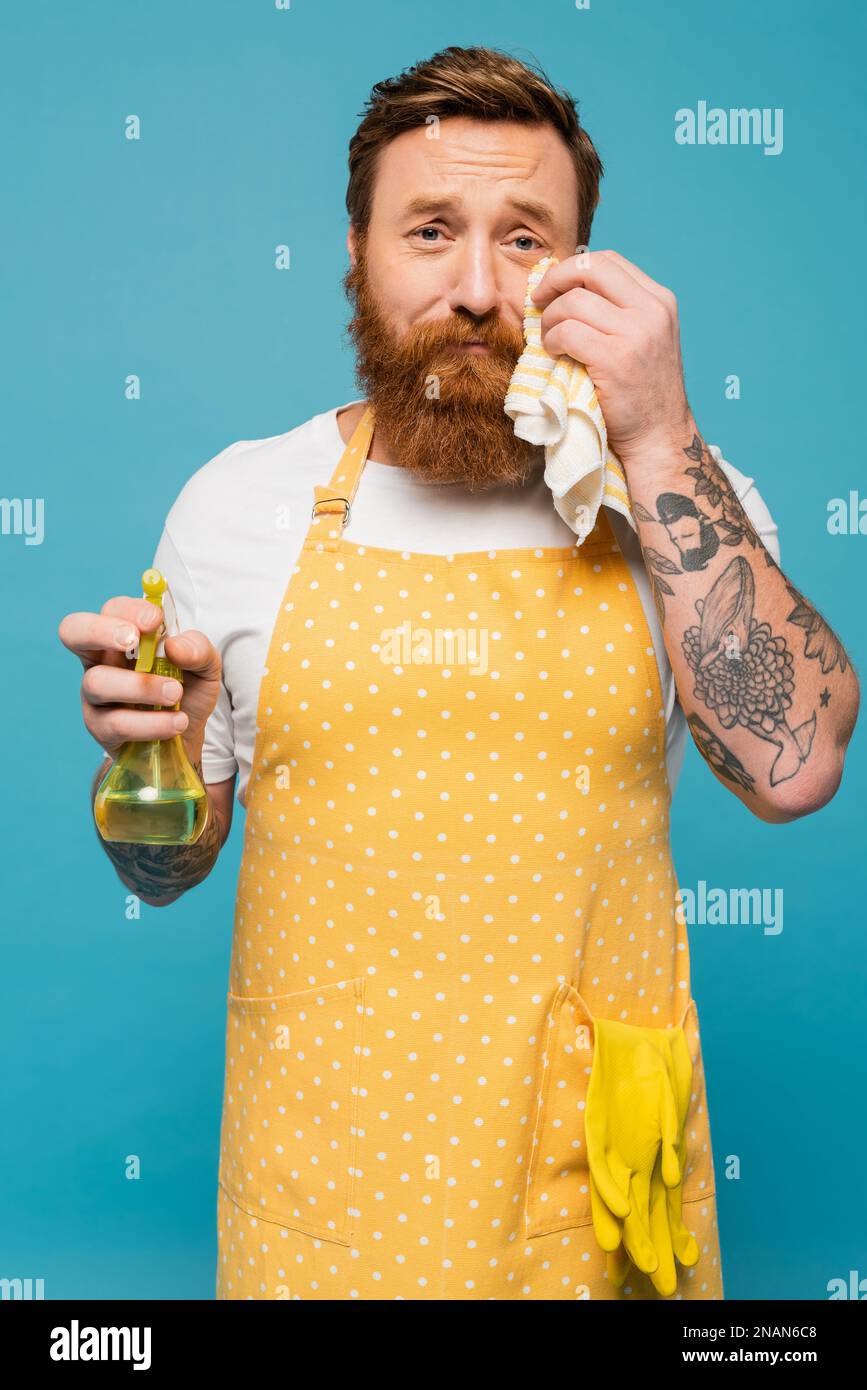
[{"left": 400, "top": 195, "right": 559, "bottom": 229}]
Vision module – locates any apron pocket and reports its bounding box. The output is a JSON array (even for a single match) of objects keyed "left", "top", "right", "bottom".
[
  {"left": 218, "top": 977, "right": 365, "bottom": 1245},
  {"left": 523, "top": 987, "right": 716, "bottom": 1239},
  {"left": 524, "top": 982, "right": 595, "bottom": 1238}
]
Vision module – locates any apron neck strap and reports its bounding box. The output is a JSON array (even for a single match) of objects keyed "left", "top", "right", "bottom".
[
  {"left": 308, "top": 405, "right": 375, "bottom": 551},
  {"left": 307, "top": 402, "right": 621, "bottom": 554}
]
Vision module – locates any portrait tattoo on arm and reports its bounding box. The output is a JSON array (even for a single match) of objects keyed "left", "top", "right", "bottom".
[{"left": 635, "top": 436, "right": 778, "bottom": 576}]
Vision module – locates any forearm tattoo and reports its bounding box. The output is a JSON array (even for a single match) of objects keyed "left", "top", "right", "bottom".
[
  {"left": 681, "top": 554, "right": 815, "bottom": 786},
  {"left": 783, "top": 581, "right": 848, "bottom": 676},
  {"left": 91, "top": 755, "right": 222, "bottom": 901},
  {"left": 685, "top": 712, "right": 757, "bottom": 795},
  {"left": 632, "top": 434, "right": 850, "bottom": 790}
]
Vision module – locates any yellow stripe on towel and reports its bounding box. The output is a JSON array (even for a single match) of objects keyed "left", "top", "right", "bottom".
[{"left": 503, "top": 255, "right": 638, "bottom": 545}]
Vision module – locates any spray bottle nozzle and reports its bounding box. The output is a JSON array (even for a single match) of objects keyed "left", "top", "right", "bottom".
[{"left": 134, "top": 568, "right": 181, "bottom": 682}]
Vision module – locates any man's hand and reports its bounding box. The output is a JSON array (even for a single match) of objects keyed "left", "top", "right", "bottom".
[
  {"left": 530, "top": 249, "right": 695, "bottom": 469},
  {"left": 58, "top": 595, "right": 223, "bottom": 768},
  {"left": 59, "top": 595, "right": 230, "bottom": 905}
]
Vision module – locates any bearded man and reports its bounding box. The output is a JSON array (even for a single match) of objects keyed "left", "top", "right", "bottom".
[{"left": 60, "top": 44, "right": 859, "bottom": 1301}]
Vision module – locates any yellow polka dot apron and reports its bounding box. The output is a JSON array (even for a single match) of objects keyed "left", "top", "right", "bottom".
[{"left": 216, "top": 407, "right": 723, "bottom": 1300}]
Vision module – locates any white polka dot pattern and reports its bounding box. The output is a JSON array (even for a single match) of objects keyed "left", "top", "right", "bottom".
[
  {"left": 215, "top": 409, "right": 723, "bottom": 1300},
  {"left": 219, "top": 979, "right": 364, "bottom": 1243}
]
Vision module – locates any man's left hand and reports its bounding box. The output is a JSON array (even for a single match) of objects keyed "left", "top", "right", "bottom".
[{"left": 531, "top": 250, "right": 695, "bottom": 471}]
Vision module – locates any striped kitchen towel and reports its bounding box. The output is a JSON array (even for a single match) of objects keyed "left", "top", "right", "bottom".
[{"left": 504, "top": 255, "right": 637, "bottom": 544}]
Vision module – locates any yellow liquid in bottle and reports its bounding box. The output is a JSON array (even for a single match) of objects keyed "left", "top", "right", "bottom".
[
  {"left": 94, "top": 730, "right": 209, "bottom": 846},
  {"left": 94, "top": 575, "right": 208, "bottom": 847},
  {"left": 95, "top": 784, "right": 208, "bottom": 845}
]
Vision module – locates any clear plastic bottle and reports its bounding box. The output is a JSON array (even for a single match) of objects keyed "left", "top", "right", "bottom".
[{"left": 94, "top": 569, "right": 209, "bottom": 845}]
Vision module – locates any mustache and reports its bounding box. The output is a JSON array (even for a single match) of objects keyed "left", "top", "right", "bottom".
[
  {"left": 342, "top": 253, "right": 526, "bottom": 365},
  {"left": 400, "top": 314, "right": 525, "bottom": 358}
]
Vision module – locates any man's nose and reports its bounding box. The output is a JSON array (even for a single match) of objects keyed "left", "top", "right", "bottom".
[{"left": 446, "top": 241, "right": 506, "bottom": 319}]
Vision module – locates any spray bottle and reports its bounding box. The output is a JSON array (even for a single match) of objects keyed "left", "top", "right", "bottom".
[{"left": 93, "top": 568, "right": 209, "bottom": 845}]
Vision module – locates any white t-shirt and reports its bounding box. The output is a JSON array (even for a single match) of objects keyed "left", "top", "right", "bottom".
[{"left": 152, "top": 399, "right": 781, "bottom": 808}]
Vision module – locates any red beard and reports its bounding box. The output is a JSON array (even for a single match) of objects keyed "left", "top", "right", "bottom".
[{"left": 344, "top": 248, "right": 541, "bottom": 490}]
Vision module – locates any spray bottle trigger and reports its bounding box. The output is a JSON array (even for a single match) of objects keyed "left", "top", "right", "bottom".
[{"left": 134, "top": 568, "right": 167, "bottom": 674}]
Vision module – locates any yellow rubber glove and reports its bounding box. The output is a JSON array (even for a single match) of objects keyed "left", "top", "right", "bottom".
[
  {"left": 645, "top": 1018, "right": 700, "bottom": 1295},
  {"left": 606, "top": 1141, "right": 700, "bottom": 1296},
  {"left": 586, "top": 1013, "right": 699, "bottom": 1295}
]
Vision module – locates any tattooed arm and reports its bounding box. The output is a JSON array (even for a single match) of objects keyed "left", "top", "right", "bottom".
[
  {"left": 90, "top": 754, "right": 234, "bottom": 906},
  {"left": 527, "top": 248, "right": 858, "bottom": 818},
  {"left": 626, "top": 429, "right": 860, "bottom": 822}
]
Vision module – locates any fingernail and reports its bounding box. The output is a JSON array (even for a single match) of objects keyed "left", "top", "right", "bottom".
[
  {"left": 173, "top": 712, "right": 188, "bottom": 731},
  {"left": 162, "top": 680, "right": 182, "bottom": 702},
  {"left": 138, "top": 606, "right": 158, "bottom": 625},
  {"left": 115, "top": 624, "right": 137, "bottom": 647}
]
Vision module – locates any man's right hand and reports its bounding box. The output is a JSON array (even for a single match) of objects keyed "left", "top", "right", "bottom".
[{"left": 58, "top": 595, "right": 223, "bottom": 764}]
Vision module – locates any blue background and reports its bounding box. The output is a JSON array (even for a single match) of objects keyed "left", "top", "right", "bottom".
[{"left": 1, "top": 0, "right": 864, "bottom": 1300}]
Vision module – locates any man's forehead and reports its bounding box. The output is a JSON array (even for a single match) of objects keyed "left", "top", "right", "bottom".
[{"left": 374, "top": 118, "right": 575, "bottom": 206}]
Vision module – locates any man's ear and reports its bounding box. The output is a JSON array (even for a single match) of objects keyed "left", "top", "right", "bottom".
[{"left": 347, "top": 224, "right": 358, "bottom": 269}]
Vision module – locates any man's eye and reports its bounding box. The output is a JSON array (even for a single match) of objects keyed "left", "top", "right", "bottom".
[
  {"left": 512, "top": 234, "right": 543, "bottom": 252},
  {"left": 413, "top": 226, "right": 442, "bottom": 241}
]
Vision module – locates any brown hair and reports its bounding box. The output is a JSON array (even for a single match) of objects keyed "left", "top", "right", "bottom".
[{"left": 346, "top": 45, "right": 604, "bottom": 249}]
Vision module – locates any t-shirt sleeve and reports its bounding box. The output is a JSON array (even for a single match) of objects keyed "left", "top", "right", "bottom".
[{"left": 150, "top": 523, "right": 238, "bottom": 787}]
